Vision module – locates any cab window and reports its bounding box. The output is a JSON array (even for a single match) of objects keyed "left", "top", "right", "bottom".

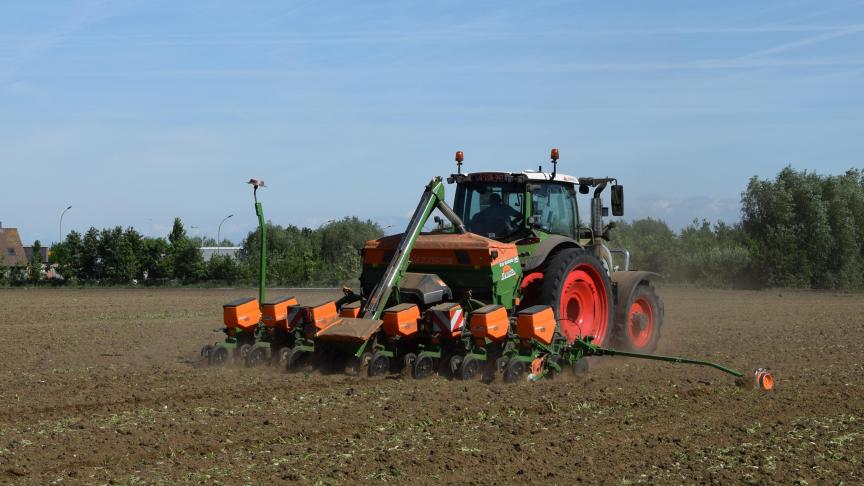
[{"left": 530, "top": 183, "right": 577, "bottom": 238}]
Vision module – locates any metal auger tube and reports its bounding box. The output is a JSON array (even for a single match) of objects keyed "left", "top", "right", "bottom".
[{"left": 361, "top": 177, "right": 448, "bottom": 320}]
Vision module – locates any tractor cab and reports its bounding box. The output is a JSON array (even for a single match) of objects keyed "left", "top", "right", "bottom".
[{"left": 448, "top": 171, "right": 582, "bottom": 242}]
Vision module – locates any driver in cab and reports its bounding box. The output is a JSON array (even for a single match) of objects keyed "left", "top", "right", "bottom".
[{"left": 470, "top": 192, "right": 522, "bottom": 238}]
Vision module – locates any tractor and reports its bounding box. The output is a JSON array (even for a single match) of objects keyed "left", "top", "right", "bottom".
[
  {"left": 298, "top": 149, "right": 767, "bottom": 386},
  {"left": 202, "top": 149, "right": 772, "bottom": 389}
]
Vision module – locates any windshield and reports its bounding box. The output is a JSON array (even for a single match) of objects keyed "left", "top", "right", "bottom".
[{"left": 454, "top": 182, "right": 524, "bottom": 239}]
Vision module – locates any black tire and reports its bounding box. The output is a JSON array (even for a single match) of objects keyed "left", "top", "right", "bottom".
[
  {"left": 245, "top": 347, "right": 267, "bottom": 367},
  {"left": 459, "top": 355, "right": 480, "bottom": 381},
  {"left": 536, "top": 249, "right": 613, "bottom": 346},
  {"left": 200, "top": 344, "right": 214, "bottom": 358},
  {"left": 285, "top": 347, "right": 309, "bottom": 373},
  {"left": 545, "top": 355, "right": 562, "bottom": 379},
  {"left": 238, "top": 343, "right": 253, "bottom": 361},
  {"left": 208, "top": 346, "right": 230, "bottom": 367},
  {"left": 344, "top": 356, "right": 361, "bottom": 376},
  {"left": 401, "top": 353, "right": 417, "bottom": 379},
  {"left": 503, "top": 359, "right": 526, "bottom": 383},
  {"left": 613, "top": 283, "right": 664, "bottom": 353},
  {"left": 414, "top": 355, "right": 435, "bottom": 379},
  {"left": 368, "top": 352, "right": 390, "bottom": 377},
  {"left": 573, "top": 358, "right": 589, "bottom": 374},
  {"left": 277, "top": 347, "right": 291, "bottom": 367},
  {"left": 448, "top": 355, "right": 464, "bottom": 378}
]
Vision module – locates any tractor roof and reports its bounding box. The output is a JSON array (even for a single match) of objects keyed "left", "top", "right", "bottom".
[
  {"left": 520, "top": 170, "right": 579, "bottom": 184},
  {"left": 450, "top": 171, "right": 579, "bottom": 185}
]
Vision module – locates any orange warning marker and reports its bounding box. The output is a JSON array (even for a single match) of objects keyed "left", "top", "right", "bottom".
[{"left": 754, "top": 368, "right": 774, "bottom": 391}]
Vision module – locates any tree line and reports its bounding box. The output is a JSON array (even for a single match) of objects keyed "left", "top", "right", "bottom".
[
  {"left": 612, "top": 166, "right": 864, "bottom": 289},
  {"left": 0, "top": 216, "right": 383, "bottom": 287},
  {"left": 2, "top": 166, "right": 862, "bottom": 290}
]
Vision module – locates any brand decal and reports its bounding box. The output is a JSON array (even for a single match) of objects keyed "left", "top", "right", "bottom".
[{"left": 501, "top": 265, "right": 516, "bottom": 280}]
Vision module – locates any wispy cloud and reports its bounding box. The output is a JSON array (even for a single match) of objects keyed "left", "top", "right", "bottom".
[
  {"left": 1, "top": 0, "right": 119, "bottom": 88},
  {"left": 20, "top": 56, "right": 861, "bottom": 81},
  {"left": 2, "top": 24, "right": 863, "bottom": 49},
  {"left": 740, "top": 24, "right": 864, "bottom": 59}
]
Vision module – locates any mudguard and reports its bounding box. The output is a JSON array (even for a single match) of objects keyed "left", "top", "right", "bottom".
[
  {"left": 611, "top": 271, "right": 660, "bottom": 309},
  {"left": 520, "top": 235, "right": 582, "bottom": 272}
]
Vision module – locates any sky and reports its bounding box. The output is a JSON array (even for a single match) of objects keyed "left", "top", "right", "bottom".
[{"left": 1, "top": 0, "right": 863, "bottom": 245}]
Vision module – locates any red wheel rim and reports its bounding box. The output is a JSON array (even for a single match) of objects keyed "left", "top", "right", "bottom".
[
  {"left": 627, "top": 297, "right": 654, "bottom": 348},
  {"left": 558, "top": 264, "right": 609, "bottom": 344}
]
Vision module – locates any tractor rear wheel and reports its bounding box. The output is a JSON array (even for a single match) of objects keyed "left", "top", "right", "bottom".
[
  {"left": 536, "top": 249, "right": 613, "bottom": 345},
  {"left": 614, "top": 283, "right": 663, "bottom": 352}
]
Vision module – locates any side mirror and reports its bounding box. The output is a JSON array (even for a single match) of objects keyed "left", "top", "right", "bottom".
[{"left": 611, "top": 185, "right": 624, "bottom": 216}]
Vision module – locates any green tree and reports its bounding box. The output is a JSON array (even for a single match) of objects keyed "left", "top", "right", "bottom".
[
  {"left": 207, "top": 253, "right": 244, "bottom": 283},
  {"left": 29, "top": 240, "right": 42, "bottom": 283},
  {"left": 168, "top": 218, "right": 205, "bottom": 283},
  {"left": 742, "top": 166, "right": 858, "bottom": 288},
  {"left": 79, "top": 227, "right": 101, "bottom": 282},
  {"left": 140, "top": 237, "right": 172, "bottom": 283},
  {"left": 610, "top": 218, "right": 678, "bottom": 276},
  {"left": 51, "top": 231, "right": 83, "bottom": 282}
]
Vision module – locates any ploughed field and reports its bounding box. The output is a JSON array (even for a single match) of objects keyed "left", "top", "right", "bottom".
[{"left": 0, "top": 287, "right": 861, "bottom": 485}]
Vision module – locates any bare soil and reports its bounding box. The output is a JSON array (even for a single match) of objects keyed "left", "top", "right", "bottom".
[{"left": 0, "top": 287, "right": 861, "bottom": 484}]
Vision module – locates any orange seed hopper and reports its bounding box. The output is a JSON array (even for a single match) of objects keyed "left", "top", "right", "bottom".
[
  {"left": 516, "top": 305, "right": 556, "bottom": 345},
  {"left": 261, "top": 295, "right": 298, "bottom": 329},
  {"left": 340, "top": 301, "right": 362, "bottom": 318},
  {"left": 469, "top": 305, "right": 510, "bottom": 343},
  {"left": 382, "top": 303, "right": 420, "bottom": 338},
  {"left": 223, "top": 297, "right": 261, "bottom": 331}
]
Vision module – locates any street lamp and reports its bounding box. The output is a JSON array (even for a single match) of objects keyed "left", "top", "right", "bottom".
[
  {"left": 59, "top": 205, "right": 72, "bottom": 243},
  {"left": 217, "top": 214, "right": 234, "bottom": 254}
]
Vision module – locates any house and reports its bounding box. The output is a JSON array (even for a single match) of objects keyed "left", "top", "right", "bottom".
[
  {"left": 0, "top": 226, "right": 28, "bottom": 267},
  {"left": 23, "top": 245, "right": 50, "bottom": 264}
]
